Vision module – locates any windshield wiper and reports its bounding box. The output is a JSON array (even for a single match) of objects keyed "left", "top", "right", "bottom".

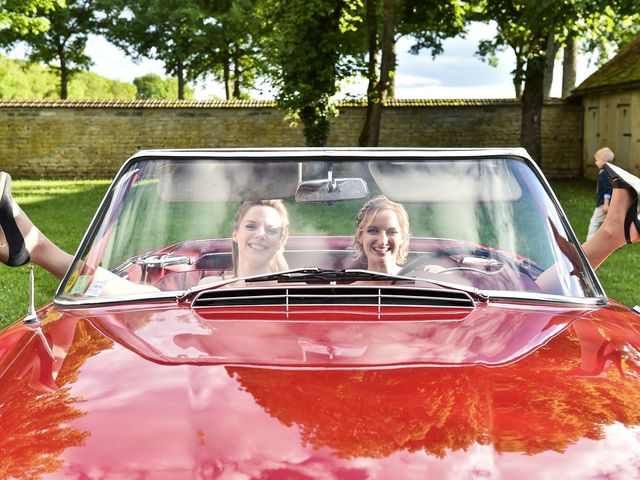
[
  {"left": 243, "top": 268, "right": 489, "bottom": 302},
  {"left": 244, "top": 268, "right": 408, "bottom": 284}
]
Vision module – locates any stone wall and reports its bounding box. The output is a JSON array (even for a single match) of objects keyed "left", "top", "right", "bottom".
[{"left": 0, "top": 99, "right": 582, "bottom": 179}]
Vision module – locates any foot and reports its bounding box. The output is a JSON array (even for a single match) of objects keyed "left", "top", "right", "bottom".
[
  {"left": 0, "top": 172, "right": 31, "bottom": 267},
  {"left": 603, "top": 163, "right": 640, "bottom": 243},
  {"left": 582, "top": 187, "right": 640, "bottom": 270},
  {"left": 601, "top": 188, "right": 640, "bottom": 246}
]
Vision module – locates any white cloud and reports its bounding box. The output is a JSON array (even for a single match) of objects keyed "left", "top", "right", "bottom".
[{"left": 85, "top": 35, "right": 165, "bottom": 82}]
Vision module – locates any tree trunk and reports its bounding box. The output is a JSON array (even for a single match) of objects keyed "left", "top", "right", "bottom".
[
  {"left": 543, "top": 33, "right": 558, "bottom": 99},
  {"left": 358, "top": 0, "right": 378, "bottom": 147},
  {"left": 366, "top": 0, "right": 395, "bottom": 147},
  {"left": 60, "top": 62, "right": 68, "bottom": 99},
  {"left": 223, "top": 47, "right": 232, "bottom": 100},
  {"left": 233, "top": 49, "right": 241, "bottom": 99},
  {"left": 520, "top": 49, "right": 546, "bottom": 166},
  {"left": 177, "top": 62, "right": 185, "bottom": 100},
  {"left": 57, "top": 39, "right": 68, "bottom": 99},
  {"left": 387, "top": 41, "right": 396, "bottom": 98},
  {"left": 562, "top": 33, "right": 577, "bottom": 98},
  {"left": 511, "top": 46, "right": 525, "bottom": 99}
]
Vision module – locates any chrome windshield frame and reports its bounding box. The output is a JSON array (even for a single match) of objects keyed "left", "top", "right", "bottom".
[{"left": 53, "top": 148, "right": 607, "bottom": 307}]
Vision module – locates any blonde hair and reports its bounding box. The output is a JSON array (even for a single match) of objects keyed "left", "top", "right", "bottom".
[
  {"left": 353, "top": 195, "right": 411, "bottom": 264},
  {"left": 231, "top": 200, "right": 290, "bottom": 274},
  {"left": 595, "top": 147, "right": 614, "bottom": 163}
]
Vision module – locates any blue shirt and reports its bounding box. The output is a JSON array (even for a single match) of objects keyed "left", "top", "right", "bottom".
[{"left": 596, "top": 168, "right": 612, "bottom": 207}]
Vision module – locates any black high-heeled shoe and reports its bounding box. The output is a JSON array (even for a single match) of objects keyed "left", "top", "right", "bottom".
[
  {"left": 603, "top": 163, "right": 640, "bottom": 244},
  {"left": 0, "top": 172, "right": 30, "bottom": 267}
]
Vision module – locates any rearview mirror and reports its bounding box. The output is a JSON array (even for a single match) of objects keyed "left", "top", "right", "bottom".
[{"left": 295, "top": 178, "right": 369, "bottom": 203}]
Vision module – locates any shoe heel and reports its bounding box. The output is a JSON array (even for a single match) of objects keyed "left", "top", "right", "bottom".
[{"left": 0, "top": 172, "right": 30, "bottom": 267}]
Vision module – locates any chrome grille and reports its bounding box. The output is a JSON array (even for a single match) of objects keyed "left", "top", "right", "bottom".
[{"left": 192, "top": 286, "right": 475, "bottom": 309}]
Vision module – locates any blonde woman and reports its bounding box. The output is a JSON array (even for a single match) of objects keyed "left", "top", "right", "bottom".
[
  {"left": 0, "top": 171, "right": 289, "bottom": 291},
  {"left": 353, "top": 195, "right": 411, "bottom": 274}
]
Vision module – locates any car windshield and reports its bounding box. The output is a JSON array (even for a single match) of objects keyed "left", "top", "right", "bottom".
[{"left": 56, "top": 153, "right": 601, "bottom": 303}]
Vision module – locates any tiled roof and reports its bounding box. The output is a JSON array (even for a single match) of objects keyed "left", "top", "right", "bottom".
[
  {"left": 337, "top": 98, "right": 521, "bottom": 107},
  {"left": 0, "top": 99, "right": 277, "bottom": 108},
  {"left": 0, "top": 98, "right": 522, "bottom": 109},
  {"left": 572, "top": 35, "right": 640, "bottom": 96}
]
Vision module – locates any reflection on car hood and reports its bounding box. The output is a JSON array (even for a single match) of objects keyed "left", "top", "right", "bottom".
[
  {"left": 87, "top": 301, "right": 576, "bottom": 368},
  {"left": 2, "top": 301, "right": 640, "bottom": 479}
]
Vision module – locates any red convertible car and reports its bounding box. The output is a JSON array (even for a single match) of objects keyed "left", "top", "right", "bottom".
[{"left": 2, "top": 148, "right": 640, "bottom": 479}]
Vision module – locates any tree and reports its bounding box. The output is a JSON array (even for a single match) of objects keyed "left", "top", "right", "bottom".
[
  {"left": 0, "top": 54, "right": 57, "bottom": 98},
  {"left": 0, "top": 0, "right": 63, "bottom": 35},
  {"left": 258, "top": 0, "right": 362, "bottom": 147},
  {"left": 69, "top": 70, "right": 137, "bottom": 99},
  {"left": 133, "top": 73, "right": 194, "bottom": 99},
  {"left": 358, "top": 0, "right": 467, "bottom": 146},
  {"left": 0, "top": 0, "right": 99, "bottom": 99},
  {"left": 0, "top": 319, "right": 112, "bottom": 479},
  {"left": 100, "top": 0, "right": 210, "bottom": 99},
  {"left": 579, "top": 9, "right": 640, "bottom": 68},
  {"left": 0, "top": 54, "right": 137, "bottom": 99},
  {"left": 561, "top": 32, "right": 577, "bottom": 98},
  {"left": 196, "top": 0, "right": 262, "bottom": 100},
  {"left": 358, "top": 0, "right": 395, "bottom": 147},
  {"left": 228, "top": 329, "right": 640, "bottom": 459},
  {"left": 474, "top": 0, "right": 639, "bottom": 166},
  {"left": 559, "top": 9, "right": 640, "bottom": 98}
]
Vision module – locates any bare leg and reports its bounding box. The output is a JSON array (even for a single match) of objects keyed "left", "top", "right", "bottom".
[
  {"left": 1, "top": 201, "right": 158, "bottom": 295},
  {"left": 535, "top": 188, "right": 637, "bottom": 293},
  {"left": 582, "top": 188, "right": 638, "bottom": 270},
  {"left": 0, "top": 199, "right": 74, "bottom": 280}
]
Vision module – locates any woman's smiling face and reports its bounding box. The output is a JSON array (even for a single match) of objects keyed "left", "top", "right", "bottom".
[
  {"left": 232, "top": 205, "right": 285, "bottom": 275},
  {"left": 358, "top": 208, "right": 404, "bottom": 273}
]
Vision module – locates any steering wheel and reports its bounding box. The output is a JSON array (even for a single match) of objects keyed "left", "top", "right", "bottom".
[
  {"left": 397, "top": 246, "right": 518, "bottom": 278},
  {"left": 397, "top": 250, "right": 469, "bottom": 277}
]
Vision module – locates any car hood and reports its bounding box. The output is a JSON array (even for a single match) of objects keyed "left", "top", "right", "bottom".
[{"left": 2, "top": 300, "right": 640, "bottom": 479}]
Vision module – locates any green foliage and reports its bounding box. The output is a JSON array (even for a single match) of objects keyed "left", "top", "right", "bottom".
[
  {"left": 0, "top": 54, "right": 58, "bottom": 98},
  {"left": 473, "top": 0, "right": 640, "bottom": 97},
  {"left": 100, "top": 0, "right": 211, "bottom": 99},
  {"left": 133, "top": 73, "right": 194, "bottom": 99},
  {"left": 69, "top": 71, "right": 137, "bottom": 99},
  {"left": 0, "top": 0, "right": 64, "bottom": 35},
  {"left": 195, "top": 0, "right": 263, "bottom": 99},
  {"left": 401, "top": 0, "right": 468, "bottom": 56},
  {"left": 0, "top": 0, "right": 101, "bottom": 98},
  {"left": 0, "top": 54, "right": 136, "bottom": 99},
  {"left": 467, "top": 0, "right": 640, "bottom": 165},
  {"left": 579, "top": 6, "right": 640, "bottom": 67},
  {"left": 259, "top": 0, "right": 363, "bottom": 146}
]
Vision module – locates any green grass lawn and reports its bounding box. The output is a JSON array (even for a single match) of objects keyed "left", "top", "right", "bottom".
[{"left": 1, "top": 176, "right": 639, "bottom": 330}]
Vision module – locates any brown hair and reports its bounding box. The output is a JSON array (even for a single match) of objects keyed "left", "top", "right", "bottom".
[
  {"left": 353, "top": 195, "right": 411, "bottom": 264},
  {"left": 231, "top": 200, "right": 290, "bottom": 274}
]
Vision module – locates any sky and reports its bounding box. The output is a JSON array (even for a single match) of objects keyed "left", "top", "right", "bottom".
[{"left": 13, "top": 22, "right": 599, "bottom": 100}]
